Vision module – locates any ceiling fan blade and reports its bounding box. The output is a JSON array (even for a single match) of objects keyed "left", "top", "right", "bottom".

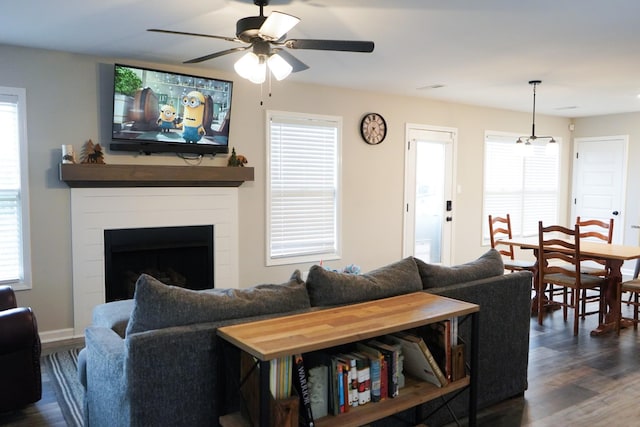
[
  {"left": 147, "top": 28, "right": 240, "bottom": 43},
  {"left": 284, "top": 39, "right": 374, "bottom": 52},
  {"left": 273, "top": 49, "right": 309, "bottom": 73},
  {"left": 258, "top": 11, "right": 300, "bottom": 41},
  {"left": 183, "top": 46, "right": 250, "bottom": 64}
]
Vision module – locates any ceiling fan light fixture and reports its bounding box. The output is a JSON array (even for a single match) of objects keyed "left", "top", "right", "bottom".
[
  {"left": 234, "top": 52, "right": 260, "bottom": 79},
  {"left": 259, "top": 11, "right": 300, "bottom": 41},
  {"left": 248, "top": 59, "right": 267, "bottom": 84},
  {"left": 267, "top": 53, "right": 293, "bottom": 80}
]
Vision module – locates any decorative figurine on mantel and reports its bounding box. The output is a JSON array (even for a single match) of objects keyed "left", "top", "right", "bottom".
[
  {"left": 227, "top": 147, "right": 248, "bottom": 167},
  {"left": 81, "top": 139, "right": 106, "bottom": 164}
]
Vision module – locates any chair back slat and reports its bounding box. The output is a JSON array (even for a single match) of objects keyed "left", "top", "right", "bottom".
[{"left": 489, "top": 214, "right": 515, "bottom": 260}]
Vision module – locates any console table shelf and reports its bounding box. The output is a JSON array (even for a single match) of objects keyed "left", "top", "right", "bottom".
[
  {"left": 218, "top": 292, "right": 479, "bottom": 427},
  {"left": 59, "top": 163, "right": 254, "bottom": 187}
]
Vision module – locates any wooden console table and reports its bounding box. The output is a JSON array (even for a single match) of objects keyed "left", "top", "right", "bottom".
[{"left": 217, "top": 292, "right": 479, "bottom": 427}]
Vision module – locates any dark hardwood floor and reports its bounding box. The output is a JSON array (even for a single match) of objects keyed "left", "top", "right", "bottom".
[{"left": 1, "top": 303, "right": 638, "bottom": 426}]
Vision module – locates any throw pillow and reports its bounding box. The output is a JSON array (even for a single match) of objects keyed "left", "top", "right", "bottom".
[
  {"left": 414, "top": 248, "right": 504, "bottom": 289},
  {"left": 305, "top": 257, "right": 423, "bottom": 307},
  {"left": 125, "top": 270, "right": 310, "bottom": 336}
]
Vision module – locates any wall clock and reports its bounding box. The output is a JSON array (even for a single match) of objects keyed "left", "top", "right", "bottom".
[{"left": 360, "top": 113, "right": 387, "bottom": 145}]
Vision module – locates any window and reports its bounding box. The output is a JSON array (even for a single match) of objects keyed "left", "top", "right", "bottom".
[
  {"left": 266, "top": 111, "right": 341, "bottom": 265},
  {"left": 0, "top": 87, "right": 31, "bottom": 289},
  {"left": 482, "top": 132, "right": 560, "bottom": 242}
]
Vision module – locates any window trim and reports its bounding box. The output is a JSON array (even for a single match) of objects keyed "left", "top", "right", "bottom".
[
  {"left": 265, "top": 110, "right": 342, "bottom": 266},
  {"left": 0, "top": 86, "right": 32, "bottom": 290}
]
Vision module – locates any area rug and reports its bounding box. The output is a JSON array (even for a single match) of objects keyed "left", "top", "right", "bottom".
[{"left": 43, "top": 348, "right": 84, "bottom": 427}]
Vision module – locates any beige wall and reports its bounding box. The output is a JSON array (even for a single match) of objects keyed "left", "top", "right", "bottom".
[{"left": 1, "top": 43, "right": 576, "bottom": 337}]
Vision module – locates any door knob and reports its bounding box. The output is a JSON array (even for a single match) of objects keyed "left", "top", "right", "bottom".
[{"left": 613, "top": 211, "right": 619, "bottom": 216}]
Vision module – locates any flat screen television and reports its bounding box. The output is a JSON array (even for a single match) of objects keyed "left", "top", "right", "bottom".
[{"left": 110, "top": 63, "right": 233, "bottom": 156}]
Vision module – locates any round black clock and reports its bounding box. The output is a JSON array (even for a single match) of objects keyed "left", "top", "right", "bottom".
[{"left": 360, "top": 113, "right": 387, "bottom": 145}]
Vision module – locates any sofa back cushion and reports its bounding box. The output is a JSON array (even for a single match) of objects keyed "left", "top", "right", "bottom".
[
  {"left": 125, "top": 271, "right": 310, "bottom": 336},
  {"left": 305, "top": 257, "right": 423, "bottom": 307},
  {"left": 414, "top": 249, "right": 504, "bottom": 289}
]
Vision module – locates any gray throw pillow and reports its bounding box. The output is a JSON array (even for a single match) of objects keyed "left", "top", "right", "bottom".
[
  {"left": 125, "top": 271, "right": 310, "bottom": 335},
  {"left": 305, "top": 257, "right": 423, "bottom": 307},
  {"left": 414, "top": 248, "right": 504, "bottom": 289}
]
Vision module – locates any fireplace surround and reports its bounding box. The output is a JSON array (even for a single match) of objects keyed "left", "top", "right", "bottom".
[{"left": 70, "top": 187, "right": 240, "bottom": 336}]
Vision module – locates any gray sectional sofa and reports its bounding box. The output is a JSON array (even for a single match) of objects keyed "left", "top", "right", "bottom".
[{"left": 78, "top": 250, "right": 532, "bottom": 426}]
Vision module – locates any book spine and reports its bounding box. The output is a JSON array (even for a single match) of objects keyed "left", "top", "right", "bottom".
[
  {"left": 369, "top": 356, "right": 381, "bottom": 402},
  {"left": 356, "top": 358, "right": 371, "bottom": 405},
  {"left": 293, "top": 354, "right": 315, "bottom": 427},
  {"left": 337, "top": 364, "right": 345, "bottom": 413},
  {"left": 348, "top": 358, "right": 359, "bottom": 407},
  {"left": 418, "top": 339, "right": 448, "bottom": 387}
]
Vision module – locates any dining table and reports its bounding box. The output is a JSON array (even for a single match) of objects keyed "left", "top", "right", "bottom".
[{"left": 499, "top": 236, "right": 640, "bottom": 336}]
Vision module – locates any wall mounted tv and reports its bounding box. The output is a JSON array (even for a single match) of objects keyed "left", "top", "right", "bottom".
[{"left": 111, "top": 63, "right": 233, "bottom": 156}]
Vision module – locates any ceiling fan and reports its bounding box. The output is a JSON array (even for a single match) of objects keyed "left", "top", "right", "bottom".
[{"left": 148, "top": 0, "right": 374, "bottom": 83}]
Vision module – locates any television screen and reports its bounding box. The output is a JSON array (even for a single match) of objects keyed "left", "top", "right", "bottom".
[{"left": 111, "top": 63, "right": 233, "bottom": 156}]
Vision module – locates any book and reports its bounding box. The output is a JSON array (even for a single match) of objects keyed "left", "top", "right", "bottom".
[
  {"left": 350, "top": 353, "right": 371, "bottom": 405},
  {"left": 335, "top": 354, "right": 357, "bottom": 409},
  {"left": 292, "top": 354, "right": 315, "bottom": 427},
  {"left": 307, "top": 364, "right": 328, "bottom": 419},
  {"left": 355, "top": 343, "right": 383, "bottom": 402},
  {"left": 369, "top": 339, "right": 401, "bottom": 398},
  {"left": 451, "top": 343, "right": 466, "bottom": 381},
  {"left": 425, "top": 320, "right": 452, "bottom": 381},
  {"left": 389, "top": 331, "right": 447, "bottom": 387}
]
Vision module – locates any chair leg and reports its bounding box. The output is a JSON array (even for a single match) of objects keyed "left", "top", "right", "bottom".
[
  {"left": 633, "top": 292, "right": 638, "bottom": 331},
  {"left": 573, "top": 290, "right": 580, "bottom": 336}
]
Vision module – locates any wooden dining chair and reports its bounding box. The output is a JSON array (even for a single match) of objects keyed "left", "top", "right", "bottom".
[
  {"left": 575, "top": 217, "right": 614, "bottom": 319},
  {"left": 537, "top": 222, "right": 608, "bottom": 335},
  {"left": 488, "top": 214, "right": 536, "bottom": 273},
  {"left": 620, "top": 277, "right": 640, "bottom": 333}
]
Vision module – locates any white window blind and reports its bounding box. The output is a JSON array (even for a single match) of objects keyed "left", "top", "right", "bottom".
[
  {"left": 267, "top": 111, "right": 341, "bottom": 264},
  {"left": 0, "top": 88, "right": 31, "bottom": 288},
  {"left": 482, "top": 132, "right": 560, "bottom": 242}
]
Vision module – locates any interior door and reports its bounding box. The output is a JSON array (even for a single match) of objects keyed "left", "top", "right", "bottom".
[
  {"left": 572, "top": 135, "right": 628, "bottom": 244},
  {"left": 403, "top": 124, "right": 456, "bottom": 264}
]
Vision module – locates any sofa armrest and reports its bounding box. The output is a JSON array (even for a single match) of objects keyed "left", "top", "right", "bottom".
[
  {"left": 0, "top": 307, "right": 38, "bottom": 354},
  {"left": 0, "top": 286, "right": 17, "bottom": 311},
  {"left": 83, "top": 326, "right": 128, "bottom": 427},
  {"left": 423, "top": 271, "right": 532, "bottom": 420}
]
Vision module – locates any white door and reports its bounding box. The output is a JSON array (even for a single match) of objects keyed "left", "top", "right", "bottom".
[
  {"left": 572, "top": 136, "right": 628, "bottom": 244},
  {"left": 403, "top": 124, "right": 456, "bottom": 264}
]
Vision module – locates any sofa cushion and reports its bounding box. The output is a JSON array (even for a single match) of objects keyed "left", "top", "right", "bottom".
[
  {"left": 125, "top": 271, "right": 310, "bottom": 336},
  {"left": 414, "top": 248, "right": 504, "bottom": 289},
  {"left": 305, "top": 257, "right": 422, "bottom": 307}
]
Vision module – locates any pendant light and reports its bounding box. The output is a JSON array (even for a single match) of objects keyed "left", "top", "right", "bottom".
[{"left": 516, "top": 80, "right": 556, "bottom": 145}]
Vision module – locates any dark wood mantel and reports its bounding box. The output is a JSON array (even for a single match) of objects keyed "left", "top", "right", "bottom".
[{"left": 59, "top": 163, "right": 254, "bottom": 188}]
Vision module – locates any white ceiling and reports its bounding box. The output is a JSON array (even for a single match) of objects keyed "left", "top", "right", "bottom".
[{"left": 3, "top": 0, "right": 640, "bottom": 118}]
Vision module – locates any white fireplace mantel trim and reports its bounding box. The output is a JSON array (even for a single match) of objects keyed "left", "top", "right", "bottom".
[{"left": 71, "top": 187, "right": 239, "bottom": 336}]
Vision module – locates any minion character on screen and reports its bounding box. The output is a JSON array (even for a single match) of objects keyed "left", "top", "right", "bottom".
[
  {"left": 157, "top": 104, "right": 177, "bottom": 133},
  {"left": 177, "top": 91, "right": 206, "bottom": 143}
]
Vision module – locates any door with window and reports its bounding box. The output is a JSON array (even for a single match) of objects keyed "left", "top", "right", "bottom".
[{"left": 403, "top": 125, "right": 455, "bottom": 264}]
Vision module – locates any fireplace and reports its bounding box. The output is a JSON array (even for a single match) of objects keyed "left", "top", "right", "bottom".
[
  {"left": 70, "top": 187, "right": 240, "bottom": 337},
  {"left": 104, "top": 225, "right": 214, "bottom": 302}
]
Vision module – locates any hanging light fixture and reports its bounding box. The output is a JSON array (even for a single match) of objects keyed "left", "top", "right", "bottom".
[
  {"left": 234, "top": 40, "right": 293, "bottom": 83},
  {"left": 516, "top": 80, "right": 556, "bottom": 145}
]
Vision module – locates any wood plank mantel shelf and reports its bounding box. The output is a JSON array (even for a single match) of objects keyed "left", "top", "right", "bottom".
[{"left": 59, "top": 163, "right": 254, "bottom": 188}]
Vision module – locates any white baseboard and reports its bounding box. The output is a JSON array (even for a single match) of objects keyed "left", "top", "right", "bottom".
[{"left": 39, "top": 328, "right": 84, "bottom": 344}]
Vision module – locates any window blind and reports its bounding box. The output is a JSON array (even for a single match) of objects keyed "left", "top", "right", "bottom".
[
  {"left": 483, "top": 133, "right": 559, "bottom": 241},
  {"left": 0, "top": 94, "right": 22, "bottom": 283},
  {"left": 268, "top": 113, "right": 340, "bottom": 261}
]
